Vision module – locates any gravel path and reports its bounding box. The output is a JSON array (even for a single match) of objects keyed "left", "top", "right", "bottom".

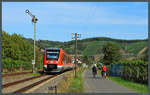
[{"left": 83, "top": 69, "right": 138, "bottom": 93}]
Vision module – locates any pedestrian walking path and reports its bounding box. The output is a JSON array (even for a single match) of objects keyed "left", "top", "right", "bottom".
[{"left": 82, "top": 69, "right": 138, "bottom": 93}]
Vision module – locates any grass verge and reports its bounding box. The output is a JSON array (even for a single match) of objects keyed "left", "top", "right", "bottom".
[
  {"left": 2, "top": 69, "right": 32, "bottom": 74},
  {"left": 108, "top": 76, "right": 148, "bottom": 94},
  {"left": 27, "top": 72, "right": 41, "bottom": 76},
  {"left": 66, "top": 68, "right": 85, "bottom": 93}
]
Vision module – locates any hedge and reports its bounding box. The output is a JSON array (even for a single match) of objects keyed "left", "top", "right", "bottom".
[
  {"left": 111, "top": 60, "right": 148, "bottom": 84},
  {"left": 2, "top": 58, "right": 33, "bottom": 72}
]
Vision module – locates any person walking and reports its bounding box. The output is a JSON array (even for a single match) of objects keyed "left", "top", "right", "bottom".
[
  {"left": 92, "top": 64, "right": 97, "bottom": 78},
  {"left": 101, "top": 65, "right": 107, "bottom": 78}
]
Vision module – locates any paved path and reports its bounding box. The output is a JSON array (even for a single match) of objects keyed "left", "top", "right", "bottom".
[{"left": 83, "top": 69, "right": 138, "bottom": 93}]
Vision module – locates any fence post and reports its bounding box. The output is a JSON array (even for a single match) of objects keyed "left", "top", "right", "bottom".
[{"left": 55, "top": 85, "right": 57, "bottom": 94}]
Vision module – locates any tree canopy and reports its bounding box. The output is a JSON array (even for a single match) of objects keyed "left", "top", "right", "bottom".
[
  {"left": 2, "top": 31, "right": 42, "bottom": 72},
  {"left": 102, "top": 42, "right": 121, "bottom": 65}
]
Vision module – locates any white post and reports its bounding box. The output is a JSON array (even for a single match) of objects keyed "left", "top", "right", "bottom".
[{"left": 33, "top": 20, "right": 36, "bottom": 73}]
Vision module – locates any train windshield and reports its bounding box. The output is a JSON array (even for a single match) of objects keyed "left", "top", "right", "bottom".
[{"left": 46, "top": 50, "right": 60, "bottom": 60}]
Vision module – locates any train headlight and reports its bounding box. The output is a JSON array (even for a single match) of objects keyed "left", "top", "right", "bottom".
[
  {"left": 46, "top": 61, "right": 49, "bottom": 64},
  {"left": 44, "top": 65, "right": 47, "bottom": 68}
]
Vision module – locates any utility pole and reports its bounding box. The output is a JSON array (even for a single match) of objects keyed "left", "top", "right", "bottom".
[
  {"left": 25, "top": 9, "right": 38, "bottom": 73},
  {"left": 72, "top": 33, "right": 81, "bottom": 77}
]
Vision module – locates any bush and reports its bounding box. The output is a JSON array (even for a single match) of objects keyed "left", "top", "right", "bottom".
[
  {"left": 2, "top": 58, "right": 33, "bottom": 72},
  {"left": 113, "top": 60, "right": 148, "bottom": 84}
]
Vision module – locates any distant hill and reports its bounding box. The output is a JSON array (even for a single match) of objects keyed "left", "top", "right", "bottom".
[{"left": 25, "top": 37, "right": 148, "bottom": 57}]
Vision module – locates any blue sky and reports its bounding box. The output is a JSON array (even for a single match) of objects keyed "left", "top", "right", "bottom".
[{"left": 2, "top": 2, "right": 148, "bottom": 42}]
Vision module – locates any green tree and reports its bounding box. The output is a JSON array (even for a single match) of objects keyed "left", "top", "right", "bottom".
[
  {"left": 140, "top": 54, "right": 148, "bottom": 62},
  {"left": 35, "top": 47, "right": 42, "bottom": 69},
  {"left": 82, "top": 55, "right": 93, "bottom": 67},
  {"left": 2, "top": 31, "right": 35, "bottom": 72},
  {"left": 83, "top": 55, "right": 88, "bottom": 64},
  {"left": 102, "top": 42, "right": 121, "bottom": 65}
]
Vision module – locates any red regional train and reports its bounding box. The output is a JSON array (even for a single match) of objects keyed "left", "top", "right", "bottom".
[{"left": 43, "top": 47, "right": 74, "bottom": 72}]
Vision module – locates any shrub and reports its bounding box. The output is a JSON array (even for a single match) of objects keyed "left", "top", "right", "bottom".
[{"left": 111, "top": 60, "right": 148, "bottom": 84}]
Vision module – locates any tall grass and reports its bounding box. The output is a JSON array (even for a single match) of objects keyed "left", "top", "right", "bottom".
[{"left": 67, "top": 68, "right": 85, "bottom": 93}]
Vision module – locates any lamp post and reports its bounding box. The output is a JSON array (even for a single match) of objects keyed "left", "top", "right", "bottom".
[{"left": 25, "top": 9, "right": 38, "bottom": 73}]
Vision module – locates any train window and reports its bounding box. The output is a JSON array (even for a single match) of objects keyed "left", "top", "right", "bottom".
[{"left": 46, "top": 50, "right": 60, "bottom": 60}]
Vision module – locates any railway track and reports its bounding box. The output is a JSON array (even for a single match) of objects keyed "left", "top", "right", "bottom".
[
  {"left": 2, "top": 69, "right": 72, "bottom": 93},
  {"left": 2, "top": 70, "right": 42, "bottom": 77},
  {"left": 2, "top": 71, "right": 32, "bottom": 77},
  {"left": 2, "top": 74, "right": 45, "bottom": 88},
  {"left": 13, "top": 74, "right": 58, "bottom": 93}
]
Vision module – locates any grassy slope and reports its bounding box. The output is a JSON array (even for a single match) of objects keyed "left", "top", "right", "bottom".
[
  {"left": 25, "top": 37, "right": 148, "bottom": 56},
  {"left": 126, "top": 41, "right": 148, "bottom": 56},
  {"left": 82, "top": 41, "right": 105, "bottom": 56}
]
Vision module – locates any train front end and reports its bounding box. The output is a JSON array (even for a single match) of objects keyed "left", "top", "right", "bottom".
[{"left": 43, "top": 47, "right": 62, "bottom": 72}]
